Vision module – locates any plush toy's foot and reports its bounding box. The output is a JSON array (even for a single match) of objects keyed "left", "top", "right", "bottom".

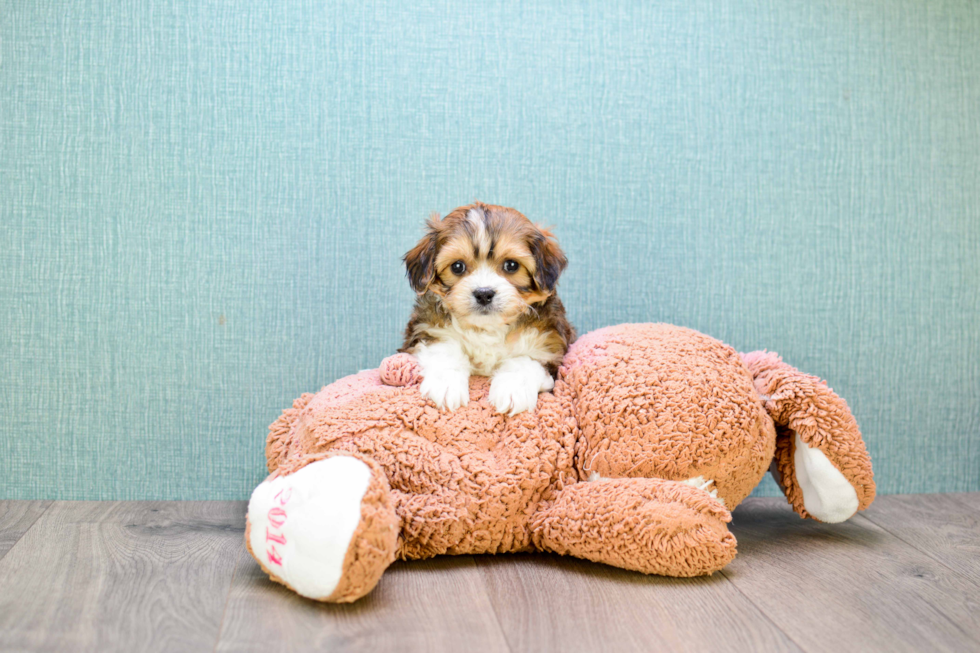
[
  {"left": 791, "top": 433, "right": 859, "bottom": 523},
  {"left": 245, "top": 454, "right": 398, "bottom": 602},
  {"left": 531, "top": 477, "right": 737, "bottom": 577},
  {"left": 743, "top": 350, "right": 875, "bottom": 522}
]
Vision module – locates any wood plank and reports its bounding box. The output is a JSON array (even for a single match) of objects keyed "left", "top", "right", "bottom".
[
  {"left": 476, "top": 553, "right": 801, "bottom": 653},
  {"left": 2, "top": 495, "right": 975, "bottom": 652},
  {"left": 859, "top": 494, "right": 980, "bottom": 584},
  {"left": 948, "top": 492, "right": 980, "bottom": 514},
  {"left": 0, "top": 500, "right": 52, "bottom": 560},
  {"left": 0, "top": 501, "right": 247, "bottom": 653},
  {"left": 724, "top": 497, "right": 980, "bottom": 653},
  {"left": 216, "top": 553, "right": 511, "bottom": 653}
]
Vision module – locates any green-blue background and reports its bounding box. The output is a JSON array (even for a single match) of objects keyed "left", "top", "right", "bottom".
[{"left": 2, "top": 1, "right": 977, "bottom": 500}]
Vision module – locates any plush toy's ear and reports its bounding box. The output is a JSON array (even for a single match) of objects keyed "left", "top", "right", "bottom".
[
  {"left": 530, "top": 225, "right": 567, "bottom": 293},
  {"left": 403, "top": 216, "right": 442, "bottom": 293}
]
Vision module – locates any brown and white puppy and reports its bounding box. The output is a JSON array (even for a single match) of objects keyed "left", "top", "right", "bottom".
[{"left": 400, "top": 202, "right": 575, "bottom": 415}]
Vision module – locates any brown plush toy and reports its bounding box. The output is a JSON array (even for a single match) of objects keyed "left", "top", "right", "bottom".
[{"left": 245, "top": 323, "right": 875, "bottom": 602}]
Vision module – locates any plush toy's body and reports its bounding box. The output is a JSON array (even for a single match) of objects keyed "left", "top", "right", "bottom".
[{"left": 246, "top": 324, "right": 875, "bottom": 602}]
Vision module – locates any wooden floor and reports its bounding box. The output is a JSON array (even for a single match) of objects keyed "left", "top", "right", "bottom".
[{"left": 0, "top": 494, "right": 977, "bottom": 653}]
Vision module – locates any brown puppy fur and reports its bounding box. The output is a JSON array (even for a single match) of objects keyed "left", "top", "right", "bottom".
[{"left": 400, "top": 202, "right": 575, "bottom": 414}]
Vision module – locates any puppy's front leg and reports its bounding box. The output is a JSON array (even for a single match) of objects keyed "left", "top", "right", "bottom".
[
  {"left": 489, "top": 356, "right": 555, "bottom": 416},
  {"left": 414, "top": 341, "right": 471, "bottom": 411}
]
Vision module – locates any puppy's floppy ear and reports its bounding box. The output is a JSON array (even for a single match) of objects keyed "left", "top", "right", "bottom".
[
  {"left": 403, "top": 215, "right": 442, "bottom": 293},
  {"left": 529, "top": 225, "right": 567, "bottom": 293}
]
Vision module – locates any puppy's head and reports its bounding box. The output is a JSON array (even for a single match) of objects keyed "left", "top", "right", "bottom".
[{"left": 403, "top": 202, "right": 567, "bottom": 327}]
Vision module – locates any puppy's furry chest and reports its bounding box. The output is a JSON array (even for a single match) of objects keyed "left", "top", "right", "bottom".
[
  {"left": 429, "top": 323, "right": 552, "bottom": 376},
  {"left": 454, "top": 327, "right": 511, "bottom": 376}
]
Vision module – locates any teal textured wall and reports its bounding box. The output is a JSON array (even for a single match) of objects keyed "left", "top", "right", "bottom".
[{"left": 2, "top": 1, "right": 978, "bottom": 500}]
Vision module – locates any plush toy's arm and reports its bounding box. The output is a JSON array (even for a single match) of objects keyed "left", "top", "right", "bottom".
[
  {"left": 741, "top": 351, "right": 876, "bottom": 523},
  {"left": 266, "top": 392, "right": 316, "bottom": 474},
  {"left": 379, "top": 353, "right": 423, "bottom": 387},
  {"left": 530, "top": 477, "right": 737, "bottom": 577},
  {"left": 265, "top": 353, "right": 421, "bottom": 474}
]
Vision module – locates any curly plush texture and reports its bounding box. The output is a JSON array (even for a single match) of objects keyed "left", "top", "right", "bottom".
[
  {"left": 564, "top": 324, "right": 776, "bottom": 508},
  {"left": 531, "top": 477, "right": 738, "bottom": 576},
  {"left": 741, "top": 350, "right": 876, "bottom": 517},
  {"left": 246, "top": 323, "right": 875, "bottom": 601}
]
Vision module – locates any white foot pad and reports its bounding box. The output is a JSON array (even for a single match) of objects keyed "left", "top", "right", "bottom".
[
  {"left": 794, "top": 433, "right": 859, "bottom": 523},
  {"left": 248, "top": 456, "right": 371, "bottom": 599}
]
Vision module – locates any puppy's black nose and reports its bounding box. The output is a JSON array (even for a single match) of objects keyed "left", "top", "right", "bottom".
[{"left": 473, "top": 287, "right": 496, "bottom": 306}]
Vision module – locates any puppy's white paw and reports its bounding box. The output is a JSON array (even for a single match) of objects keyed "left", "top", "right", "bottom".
[
  {"left": 414, "top": 341, "right": 471, "bottom": 411},
  {"left": 489, "top": 357, "right": 554, "bottom": 416},
  {"left": 247, "top": 456, "right": 371, "bottom": 600},
  {"left": 419, "top": 370, "right": 470, "bottom": 410}
]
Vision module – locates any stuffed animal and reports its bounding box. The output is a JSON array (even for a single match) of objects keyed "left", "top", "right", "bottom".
[{"left": 245, "top": 323, "right": 875, "bottom": 602}]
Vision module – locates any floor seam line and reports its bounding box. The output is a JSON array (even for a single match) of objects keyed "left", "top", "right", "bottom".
[
  {"left": 472, "top": 556, "right": 516, "bottom": 653},
  {"left": 944, "top": 493, "right": 980, "bottom": 517},
  {"left": 850, "top": 512, "right": 980, "bottom": 644},
  {"left": 211, "top": 513, "right": 247, "bottom": 653},
  {"left": 856, "top": 515, "right": 980, "bottom": 645},
  {"left": 857, "top": 511, "right": 980, "bottom": 585},
  {"left": 853, "top": 512, "right": 973, "bottom": 581},
  {"left": 0, "top": 500, "right": 55, "bottom": 564},
  {"left": 718, "top": 568, "right": 808, "bottom": 653}
]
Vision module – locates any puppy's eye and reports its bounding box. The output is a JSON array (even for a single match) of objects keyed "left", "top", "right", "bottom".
[
  {"left": 502, "top": 260, "right": 519, "bottom": 274},
  {"left": 450, "top": 260, "right": 466, "bottom": 275}
]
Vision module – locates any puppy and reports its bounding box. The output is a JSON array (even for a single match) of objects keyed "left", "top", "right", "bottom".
[{"left": 400, "top": 202, "right": 575, "bottom": 415}]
